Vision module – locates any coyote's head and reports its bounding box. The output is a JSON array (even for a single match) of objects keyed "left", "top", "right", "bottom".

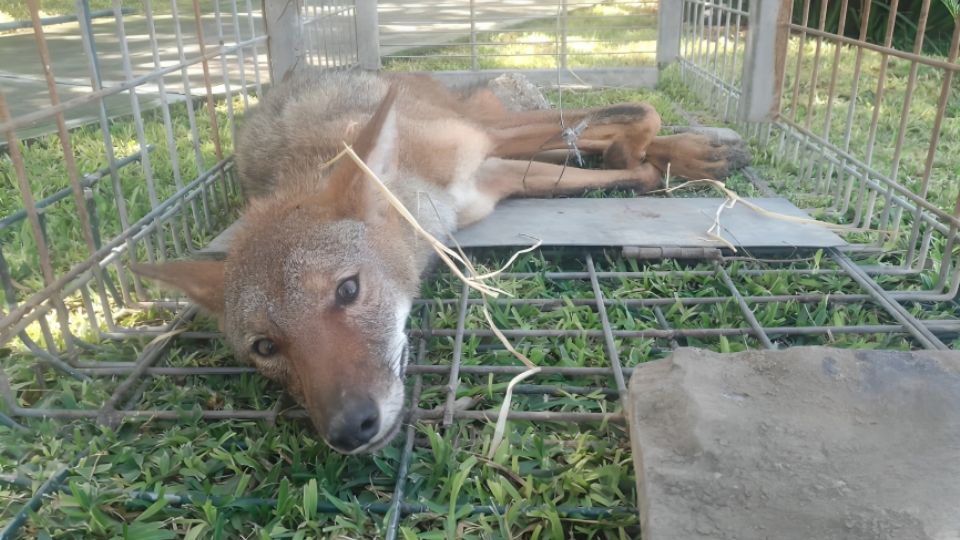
[{"left": 135, "top": 88, "right": 417, "bottom": 454}]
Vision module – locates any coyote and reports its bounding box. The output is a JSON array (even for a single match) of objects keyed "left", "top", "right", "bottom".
[{"left": 134, "top": 70, "right": 747, "bottom": 454}]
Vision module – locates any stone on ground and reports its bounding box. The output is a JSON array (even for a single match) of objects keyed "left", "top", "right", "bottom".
[
  {"left": 486, "top": 72, "right": 552, "bottom": 111},
  {"left": 628, "top": 347, "right": 960, "bottom": 540}
]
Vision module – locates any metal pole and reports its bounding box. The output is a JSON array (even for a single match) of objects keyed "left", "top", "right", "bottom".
[
  {"left": 263, "top": 0, "right": 304, "bottom": 81},
  {"left": 470, "top": 0, "right": 479, "bottom": 71},
  {"left": 739, "top": 0, "right": 790, "bottom": 122},
  {"left": 355, "top": 0, "right": 381, "bottom": 70},
  {"left": 657, "top": 0, "right": 683, "bottom": 68}
]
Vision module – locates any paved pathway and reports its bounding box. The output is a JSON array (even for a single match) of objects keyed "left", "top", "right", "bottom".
[
  {"left": 0, "top": 1, "right": 568, "bottom": 140},
  {"left": 1, "top": 5, "right": 267, "bottom": 140},
  {"left": 378, "top": 0, "right": 568, "bottom": 57}
]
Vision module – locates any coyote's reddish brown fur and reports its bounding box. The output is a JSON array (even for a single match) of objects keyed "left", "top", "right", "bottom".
[{"left": 135, "top": 70, "right": 747, "bottom": 454}]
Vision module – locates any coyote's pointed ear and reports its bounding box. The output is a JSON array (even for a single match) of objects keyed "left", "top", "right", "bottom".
[
  {"left": 131, "top": 261, "right": 226, "bottom": 315},
  {"left": 326, "top": 85, "right": 400, "bottom": 219}
]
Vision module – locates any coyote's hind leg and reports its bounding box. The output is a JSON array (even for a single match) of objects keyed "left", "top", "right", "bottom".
[
  {"left": 482, "top": 102, "right": 749, "bottom": 181},
  {"left": 461, "top": 158, "right": 664, "bottom": 226}
]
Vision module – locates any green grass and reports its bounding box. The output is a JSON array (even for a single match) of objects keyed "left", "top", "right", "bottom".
[{"left": 3, "top": 5, "right": 960, "bottom": 539}]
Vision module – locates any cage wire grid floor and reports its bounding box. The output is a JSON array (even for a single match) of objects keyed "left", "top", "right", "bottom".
[
  {"left": 3, "top": 238, "right": 957, "bottom": 537},
  {"left": 3, "top": 90, "right": 960, "bottom": 535}
]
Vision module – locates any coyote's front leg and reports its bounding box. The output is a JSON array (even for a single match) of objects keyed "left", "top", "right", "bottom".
[{"left": 461, "top": 158, "right": 664, "bottom": 227}]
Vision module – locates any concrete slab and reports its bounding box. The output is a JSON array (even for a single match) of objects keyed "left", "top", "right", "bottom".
[{"left": 627, "top": 347, "right": 960, "bottom": 540}]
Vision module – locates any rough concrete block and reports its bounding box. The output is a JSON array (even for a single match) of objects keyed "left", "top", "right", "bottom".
[
  {"left": 486, "top": 73, "right": 552, "bottom": 111},
  {"left": 628, "top": 347, "right": 960, "bottom": 540}
]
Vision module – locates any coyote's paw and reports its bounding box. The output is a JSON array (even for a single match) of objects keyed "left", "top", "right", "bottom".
[{"left": 648, "top": 127, "right": 751, "bottom": 181}]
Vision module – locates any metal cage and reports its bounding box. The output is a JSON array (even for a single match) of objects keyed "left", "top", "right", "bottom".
[{"left": 1, "top": 0, "right": 958, "bottom": 537}]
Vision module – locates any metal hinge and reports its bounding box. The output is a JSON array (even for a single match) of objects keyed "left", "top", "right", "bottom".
[{"left": 621, "top": 246, "right": 723, "bottom": 260}]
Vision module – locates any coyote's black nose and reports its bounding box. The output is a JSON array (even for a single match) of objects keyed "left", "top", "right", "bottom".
[{"left": 328, "top": 397, "right": 380, "bottom": 452}]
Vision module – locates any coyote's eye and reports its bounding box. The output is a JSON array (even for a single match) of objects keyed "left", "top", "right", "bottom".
[
  {"left": 336, "top": 276, "right": 360, "bottom": 305},
  {"left": 252, "top": 338, "right": 278, "bottom": 357}
]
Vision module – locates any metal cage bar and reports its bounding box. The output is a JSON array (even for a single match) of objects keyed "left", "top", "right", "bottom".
[{"left": 3, "top": 0, "right": 960, "bottom": 537}]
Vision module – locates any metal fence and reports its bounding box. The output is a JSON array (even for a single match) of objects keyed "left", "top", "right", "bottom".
[
  {"left": 288, "top": 0, "right": 661, "bottom": 86},
  {"left": 2, "top": 0, "right": 960, "bottom": 537},
  {"left": 671, "top": 0, "right": 960, "bottom": 295},
  {"left": 670, "top": 0, "right": 959, "bottom": 326},
  {"left": 0, "top": 0, "right": 266, "bottom": 373}
]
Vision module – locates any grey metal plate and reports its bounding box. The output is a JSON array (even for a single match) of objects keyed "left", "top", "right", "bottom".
[
  {"left": 454, "top": 197, "right": 846, "bottom": 248},
  {"left": 198, "top": 197, "right": 845, "bottom": 259}
]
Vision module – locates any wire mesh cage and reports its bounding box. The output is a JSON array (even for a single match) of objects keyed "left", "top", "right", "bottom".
[
  {"left": 1, "top": 0, "right": 959, "bottom": 537},
  {"left": 669, "top": 0, "right": 960, "bottom": 348},
  {"left": 0, "top": 0, "right": 264, "bottom": 395}
]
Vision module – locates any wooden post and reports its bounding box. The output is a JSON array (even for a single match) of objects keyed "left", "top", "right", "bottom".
[
  {"left": 263, "top": 0, "right": 303, "bottom": 83},
  {"left": 657, "top": 0, "right": 683, "bottom": 68},
  {"left": 739, "top": 0, "right": 791, "bottom": 122},
  {"left": 355, "top": 0, "right": 381, "bottom": 71}
]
